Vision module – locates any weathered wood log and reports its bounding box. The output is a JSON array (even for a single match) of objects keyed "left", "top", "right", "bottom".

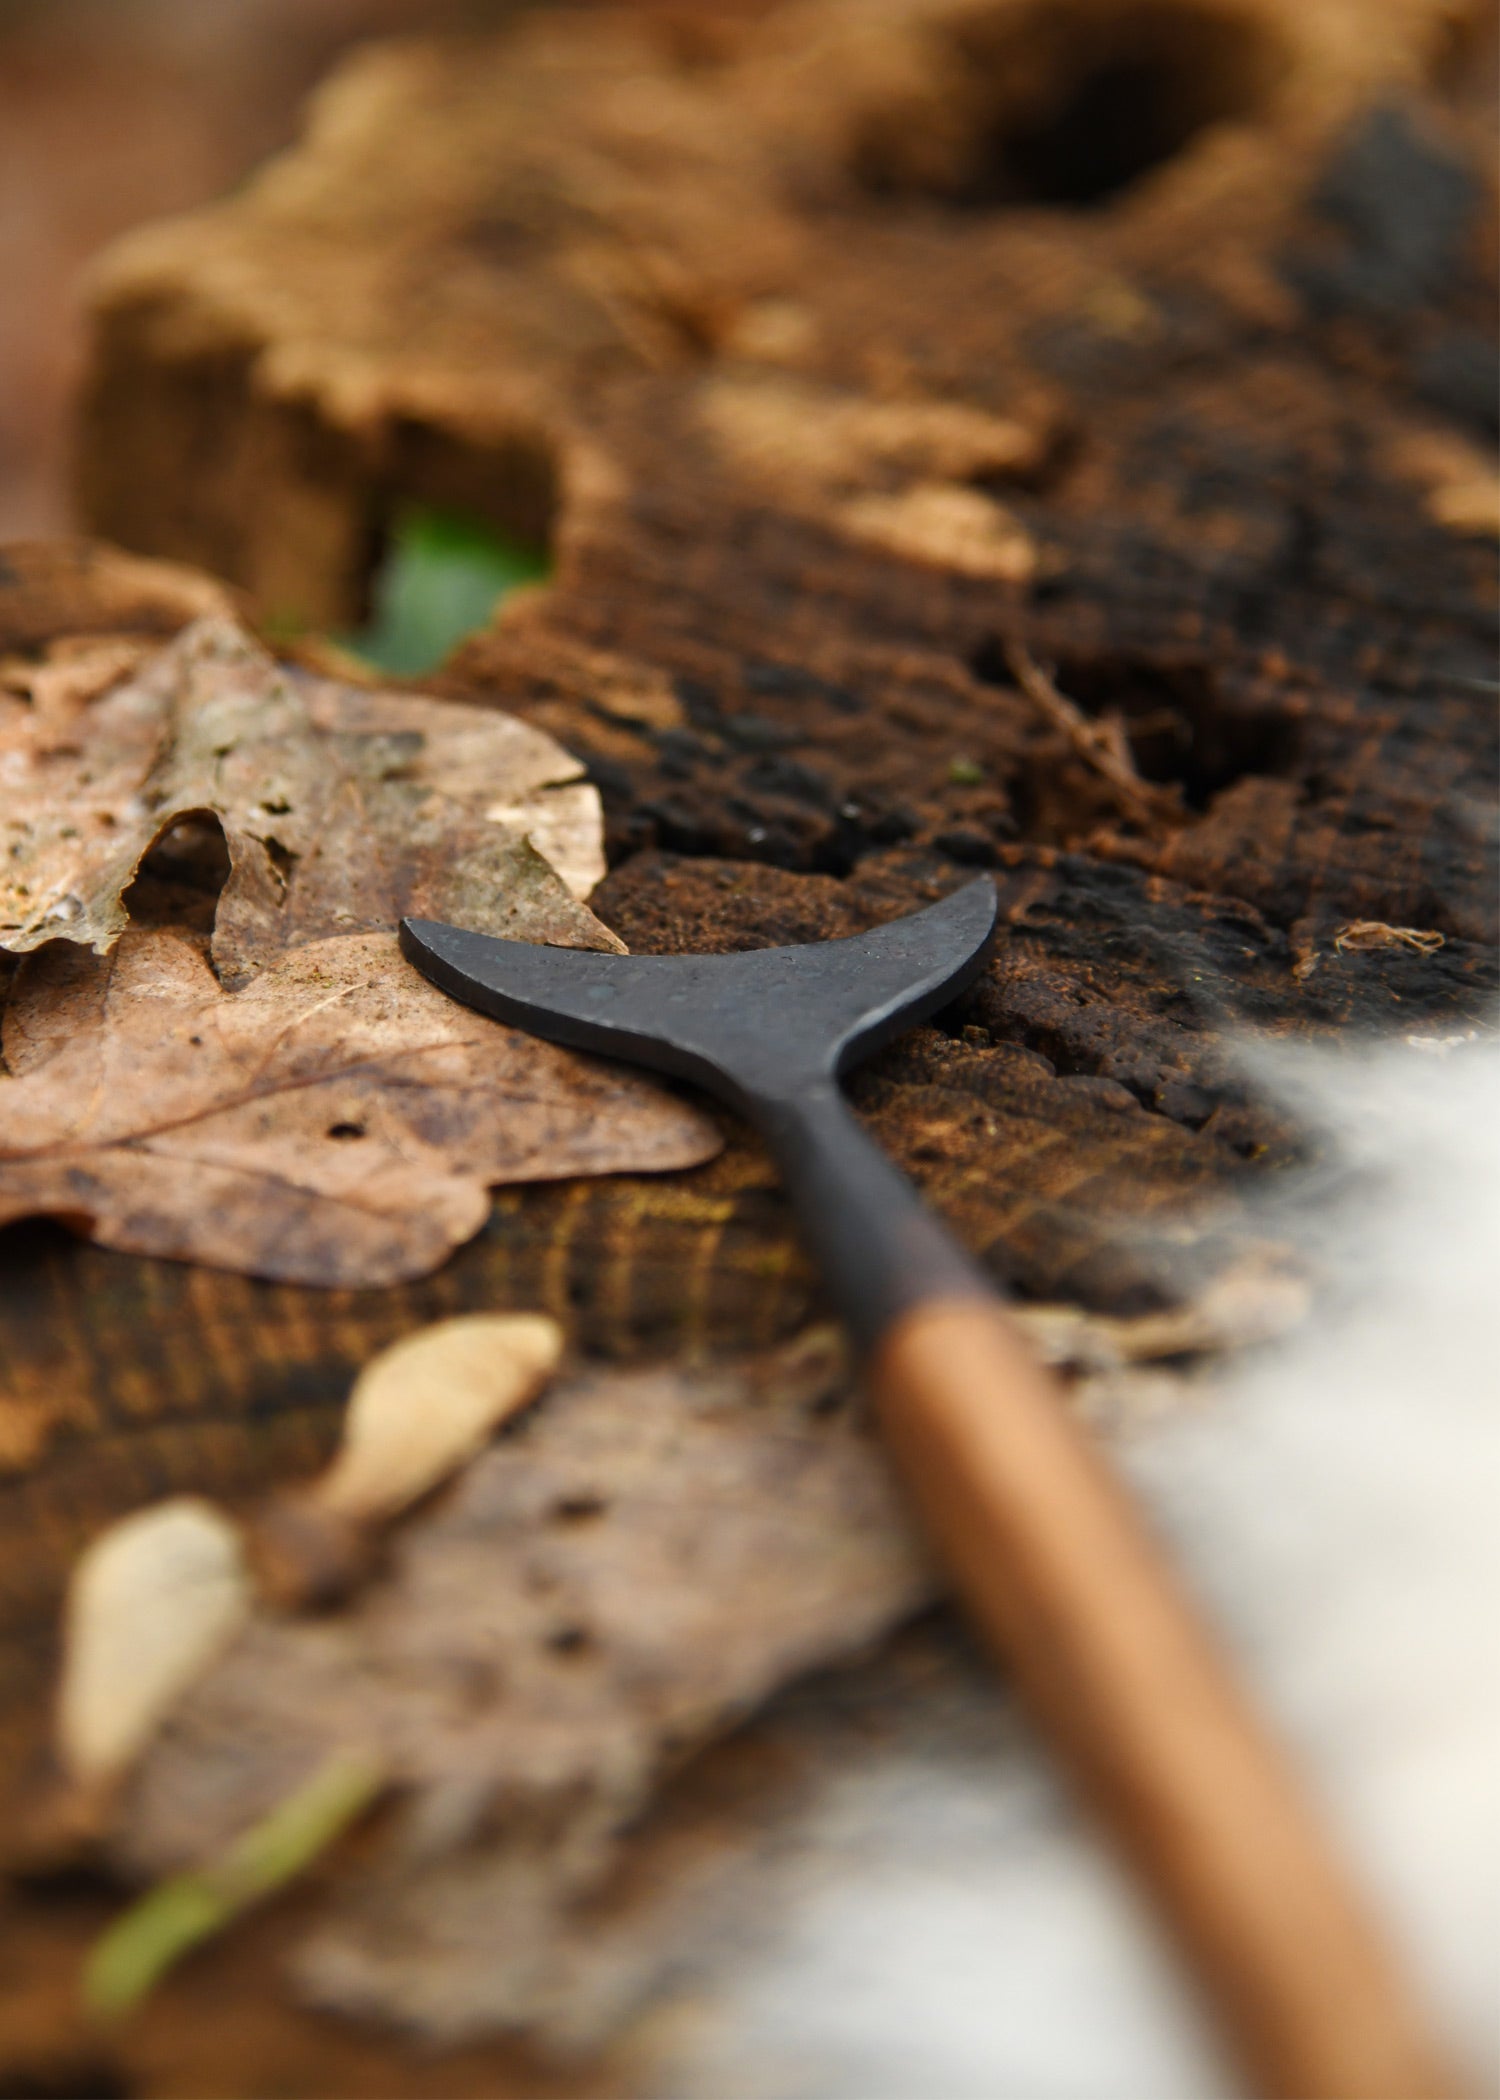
[
  {"left": 46, "top": 0, "right": 1500, "bottom": 1303},
  {"left": 1, "top": 0, "right": 1495, "bottom": 2085},
  {"left": 25, "top": 0, "right": 1496, "bottom": 1609},
  {"left": 75, "top": 6, "right": 1496, "bottom": 905}
]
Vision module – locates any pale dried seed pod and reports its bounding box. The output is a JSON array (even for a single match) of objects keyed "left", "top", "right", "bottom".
[
  {"left": 57, "top": 1498, "right": 251, "bottom": 1792},
  {"left": 315, "top": 1313, "right": 564, "bottom": 1524}
]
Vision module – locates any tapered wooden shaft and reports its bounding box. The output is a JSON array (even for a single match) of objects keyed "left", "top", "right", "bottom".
[{"left": 870, "top": 1299, "right": 1460, "bottom": 2100}]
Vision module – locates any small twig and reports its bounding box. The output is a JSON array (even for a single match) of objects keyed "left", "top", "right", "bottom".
[
  {"left": 1004, "top": 643, "right": 1180, "bottom": 829},
  {"left": 1333, "top": 921, "right": 1446, "bottom": 956},
  {"left": 84, "top": 1749, "right": 385, "bottom": 2019}
]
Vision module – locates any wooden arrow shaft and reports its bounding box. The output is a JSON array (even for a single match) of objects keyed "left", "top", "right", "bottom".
[{"left": 870, "top": 1298, "right": 1460, "bottom": 2100}]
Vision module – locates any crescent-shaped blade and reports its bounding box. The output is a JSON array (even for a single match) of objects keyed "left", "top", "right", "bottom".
[{"left": 400, "top": 876, "right": 998, "bottom": 1106}]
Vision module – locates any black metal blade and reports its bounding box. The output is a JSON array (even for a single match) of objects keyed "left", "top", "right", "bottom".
[{"left": 399, "top": 877, "right": 998, "bottom": 1108}]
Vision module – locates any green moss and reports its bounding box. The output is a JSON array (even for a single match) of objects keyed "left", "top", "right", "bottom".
[{"left": 340, "top": 507, "right": 551, "bottom": 677}]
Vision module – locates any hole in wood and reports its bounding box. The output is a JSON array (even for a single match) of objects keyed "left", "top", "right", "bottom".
[
  {"left": 331, "top": 417, "right": 558, "bottom": 675},
  {"left": 975, "top": 638, "right": 1303, "bottom": 814},
  {"left": 340, "top": 505, "right": 551, "bottom": 679},
  {"left": 855, "top": 1, "right": 1288, "bottom": 210}
]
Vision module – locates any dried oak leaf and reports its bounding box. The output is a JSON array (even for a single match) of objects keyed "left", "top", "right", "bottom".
[
  {"left": 0, "top": 926, "right": 718, "bottom": 1286},
  {"left": 109, "top": 1353, "right": 932, "bottom": 2045},
  {"left": 0, "top": 615, "right": 619, "bottom": 974}
]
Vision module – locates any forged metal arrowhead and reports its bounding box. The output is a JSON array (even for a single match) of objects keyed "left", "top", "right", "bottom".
[
  {"left": 398, "top": 877, "right": 999, "bottom": 1116},
  {"left": 401, "top": 878, "right": 998, "bottom": 1348}
]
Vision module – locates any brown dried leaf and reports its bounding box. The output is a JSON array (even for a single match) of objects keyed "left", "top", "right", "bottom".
[
  {"left": 0, "top": 927, "right": 719, "bottom": 1285},
  {"left": 0, "top": 617, "right": 622, "bottom": 972},
  {"left": 108, "top": 1353, "right": 932, "bottom": 2044}
]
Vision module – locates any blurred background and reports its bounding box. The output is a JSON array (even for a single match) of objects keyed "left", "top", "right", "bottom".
[{"left": 0, "top": 0, "right": 545, "bottom": 539}]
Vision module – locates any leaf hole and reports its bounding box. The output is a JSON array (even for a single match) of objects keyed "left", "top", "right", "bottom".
[
  {"left": 545, "top": 1623, "right": 595, "bottom": 1658},
  {"left": 264, "top": 836, "right": 298, "bottom": 892},
  {"left": 121, "top": 811, "right": 231, "bottom": 931},
  {"left": 550, "top": 1493, "right": 608, "bottom": 1524},
  {"left": 326, "top": 1121, "right": 366, "bottom": 1141},
  {"left": 132, "top": 814, "right": 231, "bottom": 897}
]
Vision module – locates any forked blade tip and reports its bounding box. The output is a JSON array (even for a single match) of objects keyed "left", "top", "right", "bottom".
[
  {"left": 397, "top": 915, "right": 477, "bottom": 977},
  {"left": 397, "top": 913, "right": 440, "bottom": 953},
  {"left": 926, "top": 873, "right": 999, "bottom": 950}
]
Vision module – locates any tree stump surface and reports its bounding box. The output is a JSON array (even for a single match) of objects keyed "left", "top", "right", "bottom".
[{"left": 1, "top": 0, "right": 1495, "bottom": 2087}]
